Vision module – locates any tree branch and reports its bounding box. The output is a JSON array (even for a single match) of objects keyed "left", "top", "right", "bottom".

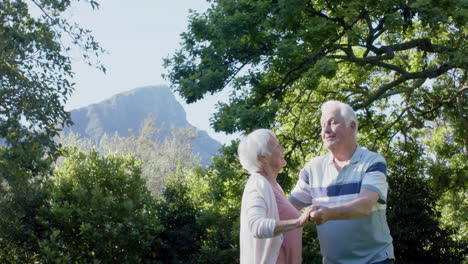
[
  {"left": 364, "top": 15, "right": 385, "bottom": 57},
  {"left": 305, "top": 4, "right": 344, "bottom": 25},
  {"left": 376, "top": 38, "right": 456, "bottom": 55},
  {"left": 354, "top": 64, "right": 455, "bottom": 109},
  {"left": 326, "top": 53, "right": 407, "bottom": 74},
  {"left": 381, "top": 78, "right": 427, "bottom": 98}
]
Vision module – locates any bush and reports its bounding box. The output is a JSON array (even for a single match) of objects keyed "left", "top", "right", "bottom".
[
  {"left": 387, "top": 143, "right": 466, "bottom": 264},
  {"left": 37, "top": 147, "right": 164, "bottom": 263}
]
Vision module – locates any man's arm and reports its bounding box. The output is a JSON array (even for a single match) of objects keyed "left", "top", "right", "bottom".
[{"left": 310, "top": 188, "right": 379, "bottom": 225}]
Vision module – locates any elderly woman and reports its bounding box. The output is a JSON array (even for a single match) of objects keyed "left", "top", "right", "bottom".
[{"left": 239, "top": 129, "right": 313, "bottom": 264}]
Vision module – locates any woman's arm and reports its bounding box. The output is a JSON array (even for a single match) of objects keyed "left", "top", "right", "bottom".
[{"left": 272, "top": 206, "right": 314, "bottom": 236}]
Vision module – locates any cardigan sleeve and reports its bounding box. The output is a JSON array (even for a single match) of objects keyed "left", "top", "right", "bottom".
[{"left": 244, "top": 184, "right": 277, "bottom": 239}]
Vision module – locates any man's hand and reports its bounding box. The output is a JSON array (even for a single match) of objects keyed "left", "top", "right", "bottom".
[
  {"left": 309, "top": 204, "right": 331, "bottom": 225},
  {"left": 308, "top": 189, "right": 380, "bottom": 225}
]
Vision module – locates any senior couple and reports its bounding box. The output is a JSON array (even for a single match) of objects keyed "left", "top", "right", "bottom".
[{"left": 239, "top": 101, "right": 395, "bottom": 264}]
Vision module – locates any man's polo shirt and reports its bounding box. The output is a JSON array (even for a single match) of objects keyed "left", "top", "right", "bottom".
[{"left": 289, "top": 146, "right": 394, "bottom": 264}]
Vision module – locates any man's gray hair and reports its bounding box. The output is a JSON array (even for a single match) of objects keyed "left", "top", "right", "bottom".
[
  {"left": 321, "top": 100, "right": 359, "bottom": 135},
  {"left": 238, "top": 129, "right": 274, "bottom": 174}
]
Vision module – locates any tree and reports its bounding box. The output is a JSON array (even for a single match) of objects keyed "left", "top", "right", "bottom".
[
  {"left": 132, "top": 142, "right": 247, "bottom": 264},
  {"left": 36, "top": 148, "right": 163, "bottom": 263},
  {"left": 0, "top": 0, "right": 104, "bottom": 160},
  {"left": 164, "top": 0, "right": 467, "bottom": 261},
  {"left": 155, "top": 169, "right": 204, "bottom": 264},
  {"left": 0, "top": 0, "right": 104, "bottom": 261},
  {"left": 59, "top": 116, "right": 201, "bottom": 196},
  {"left": 164, "top": 0, "right": 466, "bottom": 169},
  {"left": 386, "top": 141, "right": 466, "bottom": 263}
]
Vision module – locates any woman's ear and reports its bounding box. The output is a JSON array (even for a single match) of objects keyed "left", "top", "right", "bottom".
[
  {"left": 258, "top": 154, "right": 271, "bottom": 168},
  {"left": 257, "top": 154, "right": 266, "bottom": 163}
]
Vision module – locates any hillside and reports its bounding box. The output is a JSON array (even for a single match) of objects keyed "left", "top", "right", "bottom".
[{"left": 63, "top": 85, "right": 221, "bottom": 166}]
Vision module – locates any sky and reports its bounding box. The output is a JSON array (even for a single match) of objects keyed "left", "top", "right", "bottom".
[{"left": 65, "top": 0, "right": 239, "bottom": 144}]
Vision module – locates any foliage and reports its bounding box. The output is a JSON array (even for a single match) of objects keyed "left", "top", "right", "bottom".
[
  {"left": 37, "top": 147, "right": 163, "bottom": 263},
  {"left": 58, "top": 116, "right": 201, "bottom": 197},
  {"left": 386, "top": 141, "right": 466, "bottom": 264},
  {"left": 165, "top": 0, "right": 467, "bottom": 262},
  {"left": 154, "top": 169, "right": 204, "bottom": 264},
  {"left": 0, "top": 0, "right": 104, "bottom": 160},
  {"left": 0, "top": 155, "right": 48, "bottom": 263},
  {"left": 426, "top": 124, "right": 468, "bottom": 258},
  {"left": 183, "top": 143, "right": 244, "bottom": 263},
  {"left": 437, "top": 190, "right": 468, "bottom": 246},
  {"left": 0, "top": 1, "right": 104, "bottom": 262},
  {"left": 424, "top": 123, "right": 467, "bottom": 193},
  {"left": 164, "top": 0, "right": 467, "bottom": 184},
  {"left": 301, "top": 224, "right": 322, "bottom": 264}
]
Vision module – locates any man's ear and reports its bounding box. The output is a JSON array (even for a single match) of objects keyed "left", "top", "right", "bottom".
[{"left": 350, "top": 121, "right": 357, "bottom": 131}]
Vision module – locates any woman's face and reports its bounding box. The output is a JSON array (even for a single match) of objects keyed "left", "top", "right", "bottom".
[{"left": 265, "top": 135, "right": 287, "bottom": 171}]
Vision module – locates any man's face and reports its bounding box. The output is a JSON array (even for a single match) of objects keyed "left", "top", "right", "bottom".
[{"left": 320, "top": 108, "right": 355, "bottom": 151}]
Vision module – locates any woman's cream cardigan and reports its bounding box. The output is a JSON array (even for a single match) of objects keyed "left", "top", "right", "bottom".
[{"left": 240, "top": 173, "right": 283, "bottom": 264}]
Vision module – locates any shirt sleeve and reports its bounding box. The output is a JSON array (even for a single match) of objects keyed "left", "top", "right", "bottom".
[
  {"left": 361, "top": 156, "right": 388, "bottom": 204},
  {"left": 288, "top": 168, "right": 313, "bottom": 208}
]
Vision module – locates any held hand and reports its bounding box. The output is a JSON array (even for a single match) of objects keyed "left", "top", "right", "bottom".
[
  {"left": 309, "top": 204, "right": 330, "bottom": 225},
  {"left": 298, "top": 206, "right": 315, "bottom": 227}
]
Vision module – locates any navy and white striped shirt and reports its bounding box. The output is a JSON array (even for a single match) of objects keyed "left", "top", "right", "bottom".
[{"left": 290, "top": 146, "right": 394, "bottom": 264}]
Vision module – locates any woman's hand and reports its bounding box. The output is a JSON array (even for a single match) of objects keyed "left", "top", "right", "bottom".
[
  {"left": 273, "top": 205, "right": 315, "bottom": 236},
  {"left": 298, "top": 206, "right": 315, "bottom": 227}
]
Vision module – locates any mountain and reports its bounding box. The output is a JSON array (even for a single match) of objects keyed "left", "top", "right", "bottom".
[{"left": 63, "top": 85, "right": 221, "bottom": 166}]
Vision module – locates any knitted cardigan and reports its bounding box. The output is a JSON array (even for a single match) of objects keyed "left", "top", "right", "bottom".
[{"left": 240, "top": 173, "right": 283, "bottom": 264}]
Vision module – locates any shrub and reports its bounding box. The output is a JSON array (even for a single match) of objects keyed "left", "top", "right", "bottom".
[{"left": 37, "top": 147, "right": 163, "bottom": 263}]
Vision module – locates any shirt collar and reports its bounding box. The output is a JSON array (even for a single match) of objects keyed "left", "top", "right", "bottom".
[
  {"left": 349, "top": 145, "right": 363, "bottom": 164},
  {"left": 326, "top": 145, "right": 363, "bottom": 165}
]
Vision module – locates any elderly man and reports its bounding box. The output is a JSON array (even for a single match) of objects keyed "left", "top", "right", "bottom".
[{"left": 289, "top": 100, "right": 395, "bottom": 264}]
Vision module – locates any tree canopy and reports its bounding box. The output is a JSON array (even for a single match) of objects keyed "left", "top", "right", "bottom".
[
  {"left": 0, "top": 0, "right": 105, "bottom": 260},
  {"left": 0, "top": 0, "right": 104, "bottom": 163},
  {"left": 164, "top": 0, "right": 467, "bottom": 187}
]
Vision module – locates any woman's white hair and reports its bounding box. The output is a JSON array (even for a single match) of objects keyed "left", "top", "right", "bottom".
[
  {"left": 238, "top": 129, "right": 275, "bottom": 174},
  {"left": 321, "top": 100, "right": 359, "bottom": 135}
]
